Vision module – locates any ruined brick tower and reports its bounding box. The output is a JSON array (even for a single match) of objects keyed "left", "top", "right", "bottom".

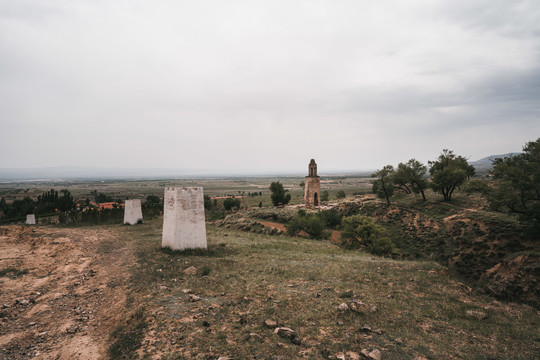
[{"left": 304, "top": 159, "right": 321, "bottom": 208}]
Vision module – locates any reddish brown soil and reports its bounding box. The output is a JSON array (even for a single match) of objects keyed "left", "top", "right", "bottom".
[{"left": 0, "top": 225, "right": 132, "bottom": 359}]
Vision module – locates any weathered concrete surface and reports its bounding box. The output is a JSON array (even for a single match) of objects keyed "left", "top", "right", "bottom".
[
  {"left": 26, "top": 214, "right": 36, "bottom": 225},
  {"left": 162, "top": 187, "right": 207, "bottom": 250},
  {"left": 304, "top": 159, "right": 321, "bottom": 208},
  {"left": 124, "top": 199, "right": 143, "bottom": 225}
]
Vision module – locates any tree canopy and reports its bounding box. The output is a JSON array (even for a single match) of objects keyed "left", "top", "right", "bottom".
[
  {"left": 372, "top": 165, "right": 395, "bottom": 205},
  {"left": 489, "top": 138, "right": 540, "bottom": 234},
  {"left": 269, "top": 181, "right": 291, "bottom": 206},
  {"left": 394, "top": 159, "right": 428, "bottom": 201},
  {"left": 429, "top": 149, "right": 475, "bottom": 201}
]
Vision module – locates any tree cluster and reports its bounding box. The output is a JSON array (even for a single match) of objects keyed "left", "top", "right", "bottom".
[
  {"left": 371, "top": 150, "right": 474, "bottom": 204},
  {"left": 487, "top": 138, "right": 540, "bottom": 234}
]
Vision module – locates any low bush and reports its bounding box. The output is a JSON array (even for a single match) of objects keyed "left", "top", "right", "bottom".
[
  {"left": 340, "top": 214, "right": 384, "bottom": 249},
  {"left": 286, "top": 212, "right": 330, "bottom": 240},
  {"left": 368, "top": 236, "right": 395, "bottom": 256}
]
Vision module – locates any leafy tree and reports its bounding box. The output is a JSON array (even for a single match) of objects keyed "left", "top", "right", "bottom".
[
  {"left": 36, "top": 189, "right": 74, "bottom": 213},
  {"left": 286, "top": 213, "right": 329, "bottom": 239},
  {"left": 223, "top": 198, "right": 241, "bottom": 211},
  {"left": 340, "top": 215, "right": 384, "bottom": 249},
  {"left": 146, "top": 195, "right": 161, "bottom": 205},
  {"left": 57, "top": 189, "right": 75, "bottom": 212},
  {"left": 336, "top": 190, "right": 346, "bottom": 199},
  {"left": 429, "top": 149, "right": 475, "bottom": 201},
  {"left": 318, "top": 208, "right": 342, "bottom": 229},
  {"left": 320, "top": 191, "right": 329, "bottom": 202},
  {"left": 0, "top": 197, "right": 7, "bottom": 213},
  {"left": 91, "top": 190, "right": 113, "bottom": 204},
  {"left": 203, "top": 195, "right": 214, "bottom": 211},
  {"left": 372, "top": 165, "right": 395, "bottom": 205},
  {"left": 269, "top": 182, "right": 291, "bottom": 206},
  {"left": 489, "top": 138, "right": 540, "bottom": 233},
  {"left": 5, "top": 197, "right": 35, "bottom": 218},
  {"left": 299, "top": 181, "right": 305, "bottom": 189},
  {"left": 393, "top": 159, "right": 428, "bottom": 201}
]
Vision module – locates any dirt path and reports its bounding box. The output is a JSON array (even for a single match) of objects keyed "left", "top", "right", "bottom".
[{"left": 0, "top": 225, "right": 133, "bottom": 359}]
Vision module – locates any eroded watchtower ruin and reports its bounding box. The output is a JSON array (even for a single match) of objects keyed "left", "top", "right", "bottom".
[{"left": 304, "top": 159, "right": 321, "bottom": 208}]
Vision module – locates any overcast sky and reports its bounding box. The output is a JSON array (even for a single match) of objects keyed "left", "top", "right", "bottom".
[{"left": 1, "top": 0, "right": 539, "bottom": 175}]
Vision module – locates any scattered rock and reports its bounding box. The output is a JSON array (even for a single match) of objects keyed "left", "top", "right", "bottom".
[
  {"left": 245, "top": 332, "right": 263, "bottom": 342},
  {"left": 395, "top": 338, "right": 403, "bottom": 344},
  {"left": 360, "top": 324, "right": 372, "bottom": 332},
  {"left": 349, "top": 300, "right": 370, "bottom": 313},
  {"left": 264, "top": 319, "right": 277, "bottom": 328},
  {"left": 466, "top": 310, "right": 487, "bottom": 320},
  {"left": 217, "top": 357, "right": 231, "bottom": 360},
  {"left": 184, "top": 266, "right": 198, "bottom": 275},
  {"left": 189, "top": 294, "right": 201, "bottom": 302},
  {"left": 274, "top": 327, "right": 300, "bottom": 344},
  {"left": 159, "top": 285, "right": 168, "bottom": 290},
  {"left": 361, "top": 348, "right": 381, "bottom": 360},
  {"left": 274, "top": 327, "right": 295, "bottom": 339},
  {"left": 347, "top": 352, "right": 361, "bottom": 360},
  {"left": 338, "top": 303, "right": 349, "bottom": 311},
  {"left": 182, "top": 289, "right": 192, "bottom": 294}
]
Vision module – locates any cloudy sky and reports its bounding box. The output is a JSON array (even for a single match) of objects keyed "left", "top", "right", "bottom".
[{"left": 1, "top": 0, "right": 539, "bottom": 175}]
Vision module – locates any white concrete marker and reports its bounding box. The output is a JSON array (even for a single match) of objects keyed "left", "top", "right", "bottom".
[
  {"left": 162, "top": 187, "right": 207, "bottom": 250},
  {"left": 124, "top": 199, "right": 143, "bottom": 225}
]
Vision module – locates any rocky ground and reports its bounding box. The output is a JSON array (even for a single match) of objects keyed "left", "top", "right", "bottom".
[{"left": 0, "top": 225, "right": 131, "bottom": 359}]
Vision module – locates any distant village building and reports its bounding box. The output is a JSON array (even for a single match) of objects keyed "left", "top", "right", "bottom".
[{"left": 304, "top": 159, "right": 321, "bottom": 208}]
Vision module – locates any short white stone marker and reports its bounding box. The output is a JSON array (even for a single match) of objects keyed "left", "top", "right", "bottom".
[
  {"left": 26, "top": 214, "right": 36, "bottom": 225},
  {"left": 162, "top": 187, "right": 207, "bottom": 250},
  {"left": 124, "top": 199, "right": 143, "bottom": 225}
]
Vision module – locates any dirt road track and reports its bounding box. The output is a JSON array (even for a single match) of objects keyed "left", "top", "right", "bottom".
[{"left": 0, "top": 225, "right": 132, "bottom": 359}]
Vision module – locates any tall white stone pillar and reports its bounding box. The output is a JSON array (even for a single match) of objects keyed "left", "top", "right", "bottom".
[{"left": 162, "top": 187, "right": 207, "bottom": 250}]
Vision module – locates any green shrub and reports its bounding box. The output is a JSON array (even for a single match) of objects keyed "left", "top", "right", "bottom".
[
  {"left": 318, "top": 209, "right": 342, "bottom": 229},
  {"left": 368, "top": 237, "right": 395, "bottom": 256},
  {"left": 223, "top": 198, "right": 241, "bottom": 211},
  {"left": 286, "top": 213, "right": 329, "bottom": 240},
  {"left": 336, "top": 190, "right": 346, "bottom": 199},
  {"left": 340, "top": 215, "right": 384, "bottom": 249}
]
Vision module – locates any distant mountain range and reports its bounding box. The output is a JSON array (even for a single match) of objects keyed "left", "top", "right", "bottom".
[{"left": 469, "top": 152, "right": 522, "bottom": 170}]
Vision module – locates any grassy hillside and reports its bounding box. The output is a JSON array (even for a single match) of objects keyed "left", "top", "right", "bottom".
[{"left": 110, "top": 220, "right": 539, "bottom": 359}]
